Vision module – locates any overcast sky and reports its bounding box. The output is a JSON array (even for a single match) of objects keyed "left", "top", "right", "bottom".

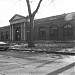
[{"left": 0, "top": 0, "right": 75, "bottom": 27}]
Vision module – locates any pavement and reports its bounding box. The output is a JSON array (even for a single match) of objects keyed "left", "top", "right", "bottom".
[{"left": 0, "top": 52, "right": 74, "bottom": 75}]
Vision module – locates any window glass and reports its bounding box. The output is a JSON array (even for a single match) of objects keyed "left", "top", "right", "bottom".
[
  {"left": 1, "top": 32, "right": 4, "bottom": 40},
  {"left": 39, "top": 27, "right": 46, "bottom": 40},
  {"left": 63, "top": 24, "right": 73, "bottom": 40},
  {"left": 50, "top": 26, "right": 58, "bottom": 40}
]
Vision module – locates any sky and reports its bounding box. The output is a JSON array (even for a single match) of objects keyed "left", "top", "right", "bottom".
[{"left": 0, "top": 0, "right": 75, "bottom": 27}]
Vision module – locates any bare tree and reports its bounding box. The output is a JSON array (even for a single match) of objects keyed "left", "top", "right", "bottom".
[{"left": 26, "top": 0, "right": 54, "bottom": 47}]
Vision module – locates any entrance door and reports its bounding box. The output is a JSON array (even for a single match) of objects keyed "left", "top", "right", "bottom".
[{"left": 15, "top": 27, "right": 21, "bottom": 41}]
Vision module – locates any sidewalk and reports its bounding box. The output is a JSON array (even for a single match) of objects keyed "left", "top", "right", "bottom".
[{"left": 58, "top": 66, "right": 75, "bottom": 75}]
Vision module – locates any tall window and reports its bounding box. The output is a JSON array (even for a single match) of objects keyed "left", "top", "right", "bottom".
[
  {"left": 50, "top": 26, "right": 58, "bottom": 40},
  {"left": 39, "top": 27, "right": 46, "bottom": 40},
  {"left": 63, "top": 24, "right": 73, "bottom": 40},
  {"left": 15, "top": 27, "right": 21, "bottom": 41},
  {"left": 1, "top": 32, "right": 4, "bottom": 40},
  {"left": 5, "top": 31, "right": 9, "bottom": 40}
]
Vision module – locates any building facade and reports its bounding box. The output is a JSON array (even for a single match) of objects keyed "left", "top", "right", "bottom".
[{"left": 0, "top": 12, "right": 75, "bottom": 42}]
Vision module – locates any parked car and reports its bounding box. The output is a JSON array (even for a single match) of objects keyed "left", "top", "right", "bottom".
[{"left": 0, "top": 42, "right": 9, "bottom": 51}]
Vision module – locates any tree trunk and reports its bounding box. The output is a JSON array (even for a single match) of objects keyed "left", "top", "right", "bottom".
[
  {"left": 28, "top": 16, "right": 35, "bottom": 47},
  {"left": 26, "top": 0, "right": 43, "bottom": 47}
]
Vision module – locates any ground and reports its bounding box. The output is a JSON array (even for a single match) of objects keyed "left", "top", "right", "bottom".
[{"left": 0, "top": 50, "right": 74, "bottom": 75}]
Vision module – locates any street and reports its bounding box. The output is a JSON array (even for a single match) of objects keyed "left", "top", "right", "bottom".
[{"left": 0, "top": 50, "right": 74, "bottom": 75}]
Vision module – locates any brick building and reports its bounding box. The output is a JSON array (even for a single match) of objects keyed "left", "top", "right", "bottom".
[
  {"left": 0, "top": 26, "right": 10, "bottom": 41},
  {"left": 0, "top": 12, "right": 75, "bottom": 42}
]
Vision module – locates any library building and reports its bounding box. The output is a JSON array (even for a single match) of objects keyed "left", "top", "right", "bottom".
[{"left": 0, "top": 12, "right": 75, "bottom": 42}]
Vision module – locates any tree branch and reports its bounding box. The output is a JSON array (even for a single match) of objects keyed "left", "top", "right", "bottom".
[
  {"left": 26, "top": 0, "right": 32, "bottom": 17},
  {"left": 32, "top": 0, "right": 43, "bottom": 17}
]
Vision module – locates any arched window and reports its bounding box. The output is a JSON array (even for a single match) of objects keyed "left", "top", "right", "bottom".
[
  {"left": 50, "top": 26, "right": 58, "bottom": 40},
  {"left": 15, "top": 27, "right": 21, "bottom": 41},
  {"left": 64, "top": 24, "right": 72, "bottom": 28},
  {"left": 5, "top": 31, "right": 9, "bottom": 40},
  {"left": 1, "top": 32, "right": 4, "bottom": 40},
  {"left": 39, "top": 27, "right": 46, "bottom": 40},
  {"left": 63, "top": 24, "right": 73, "bottom": 40}
]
